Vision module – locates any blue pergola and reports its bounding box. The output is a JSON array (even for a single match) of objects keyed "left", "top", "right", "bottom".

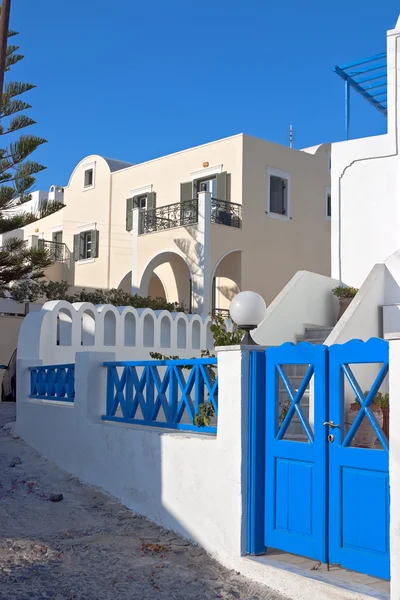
[{"left": 333, "top": 52, "right": 387, "bottom": 140}]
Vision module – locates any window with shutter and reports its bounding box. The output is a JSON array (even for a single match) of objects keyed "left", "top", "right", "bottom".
[
  {"left": 73, "top": 230, "right": 98, "bottom": 261},
  {"left": 267, "top": 168, "right": 290, "bottom": 218}
]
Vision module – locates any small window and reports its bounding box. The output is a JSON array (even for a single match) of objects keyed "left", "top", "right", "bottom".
[
  {"left": 135, "top": 194, "right": 147, "bottom": 209},
  {"left": 267, "top": 168, "right": 290, "bottom": 219},
  {"left": 73, "top": 229, "right": 99, "bottom": 261},
  {"left": 325, "top": 186, "right": 331, "bottom": 219},
  {"left": 84, "top": 169, "right": 93, "bottom": 188},
  {"left": 269, "top": 175, "right": 288, "bottom": 215},
  {"left": 82, "top": 231, "right": 92, "bottom": 259}
]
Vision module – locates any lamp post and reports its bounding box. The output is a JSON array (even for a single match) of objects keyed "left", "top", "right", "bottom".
[{"left": 230, "top": 291, "right": 266, "bottom": 346}]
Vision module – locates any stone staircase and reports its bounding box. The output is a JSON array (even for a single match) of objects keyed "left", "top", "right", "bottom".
[{"left": 279, "top": 325, "right": 333, "bottom": 440}]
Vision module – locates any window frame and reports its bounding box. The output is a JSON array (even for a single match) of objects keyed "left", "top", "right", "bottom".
[
  {"left": 266, "top": 166, "right": 291, "bottom": 221},
  {"left": 82, "top": 161, "right": 96, "bottom": 191},
  {"left": 325, "top": 186, "right": 331, "bottom": 220}
]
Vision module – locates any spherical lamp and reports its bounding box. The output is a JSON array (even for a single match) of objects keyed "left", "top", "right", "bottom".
[{"left": 230, "top": 291, "right": 266, "bottom": 345}]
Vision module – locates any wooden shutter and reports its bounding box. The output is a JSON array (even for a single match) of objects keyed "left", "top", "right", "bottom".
[
  {"left": 91, "top": 230, "right": 99, "bottom": 258},
  {"left": 126, "top": 197, "right": 134, "bottom": 231},
  {"left": 180, "top": 181, "right": 193, "bottom": 203},
  {"left": 147, "top": 192, "right": 156, "bottom": 209},
  {"left": 216, "top": 171, "right": 227, "bottom": 201},
  {"left": 73, "top": 234, "right": 81, "bottom": 261}
]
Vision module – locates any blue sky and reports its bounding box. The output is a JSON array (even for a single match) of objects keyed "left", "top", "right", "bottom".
[{"left": 10, "top": 0, "right": 400, "bottom": 189}]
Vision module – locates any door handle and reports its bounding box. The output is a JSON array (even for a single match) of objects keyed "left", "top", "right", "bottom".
[{"left": 323, "top": 421, "right": 340, "bottom": 428}]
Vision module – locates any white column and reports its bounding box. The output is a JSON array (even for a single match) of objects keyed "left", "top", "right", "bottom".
[
  {"left": 215, "top": 344, "right": 266, "bottom": 556},
  {"left": 74, "top": 351, "right": 115, "bottom": 424},
  {"left": 389, "top": 338, "right": 400, "bottom": 598},
  {"left": 195, "top": 191, "right": 211, "bottom": 315},
  {"left": 131, "top": 208, "right": 141, "bottom": 295}
]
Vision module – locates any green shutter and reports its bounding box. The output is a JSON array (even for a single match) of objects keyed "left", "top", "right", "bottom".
[
  {"left": 126, "top": 197, "right": 134, "bottom": 231},
  {"left": 180, "top": 181, "right": 193, "bottom": 203},
  {"left": 73, "top": 234, "right": 80, "bottom": 261},
  {"left": 216, "top": 171, "right": 227, "bottom": 201},
  {"left": 132, "top": 195, "right": 139, "bottom": 208},
  {"left": 91, "top": 229, "right": 99, "bottom": 258},
  {"left": 147, "top": 192, "right": 156, "bottom": 209}
]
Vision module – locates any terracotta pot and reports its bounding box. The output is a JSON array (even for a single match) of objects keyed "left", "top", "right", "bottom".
[
  {"left": 382, "top": 407, "right": 390, "bottom": 440},
  {"left": 337, "top": 297, "right": 353, "bottom": 321},
  {"left": 347, "top": 402, "right": 383, "bottom": 448}
]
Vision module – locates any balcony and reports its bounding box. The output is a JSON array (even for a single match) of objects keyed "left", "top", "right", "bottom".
[
  {"left": 38, "top": 240, "right": 72, "bottom": 267},
  {"left": 138, "top": 198, "right": 242, "bottom": 235}
]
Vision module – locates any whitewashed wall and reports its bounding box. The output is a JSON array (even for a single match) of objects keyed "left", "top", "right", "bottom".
[
  {"left": 17, "top": 348, "right": 248, "bottom": 570},
  {"left": 17, "top": 301, "right": 224, "bottom": 364},
  {"left": 16, "top": 346, "right": 377, "bottom": 600},
  {"left": 253, "top": 271, "right": 339, "bottom": 346},
  {"left": 330, "top": 18, "right": 400, "bottom": 288}
]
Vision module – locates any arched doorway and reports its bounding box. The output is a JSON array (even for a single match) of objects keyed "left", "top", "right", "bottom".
[
  {"left": 211, "top": 250, "right": 241, "bottom": 315},
  {"left": 139, "top": 252, "right": 192, "bottom": 310},
  {"left": 148, "top": 273, "right": 167, "bottom": 300}
]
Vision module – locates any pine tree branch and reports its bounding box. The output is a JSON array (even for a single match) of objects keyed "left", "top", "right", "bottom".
[{"left": 4, "top": 81, "right": 35, "bottom": 99}]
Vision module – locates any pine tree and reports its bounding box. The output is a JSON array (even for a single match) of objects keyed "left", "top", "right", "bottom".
[{"left": 0, "top": 28, "right": 62, "bottom": 297}]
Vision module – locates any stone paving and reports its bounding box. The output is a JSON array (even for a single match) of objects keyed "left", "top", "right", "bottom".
[{"left": 0, "top": 402, "right": 285, "bottom": 600}]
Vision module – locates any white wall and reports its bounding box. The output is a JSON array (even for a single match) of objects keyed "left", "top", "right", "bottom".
[
  {"left": 17, "top": 301, "right": 224, "bottom": 365},
  {"left": 16, "top": 347, "right": 249, "bottom": 568},
  {"left": 330, "top": 18, "right": 400, "bottom": 287},
  {"left": 253, "top": 271, "right": 339, "bottom": 346}
]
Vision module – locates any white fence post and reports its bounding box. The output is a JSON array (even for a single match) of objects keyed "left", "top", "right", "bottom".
[
  {"left": 389, "top": 338, "right": 400, "bottom": 598},
  {"left": 216, "top": 344, "right": 265, "bottom": 556},
  {"left": 74, "top": 351, "right": 115, "bottom": 424}
]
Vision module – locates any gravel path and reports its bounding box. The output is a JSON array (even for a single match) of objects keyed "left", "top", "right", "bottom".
[{"left": 0, "top": 403, "right": 285, "bottom": 600}]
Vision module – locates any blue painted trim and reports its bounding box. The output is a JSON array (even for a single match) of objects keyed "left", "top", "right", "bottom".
[
  {"left": 30, "top": 364, "right": 75, "bottom": 403},
  {"left": 247, "top": 351, "right": 266, "bottom": 555},
  {"left": 29, "top": 395, "right": 74, "bottom": 403},
  {"left": 333, "top": 52, "right": 388, "bottom": 124},
  {"left": 29, "top": 363, "right": 75, "bottom": 370},
  {"left": 103, "top": 359, "right": 218, "bottom": 433},
  {"left": 103, "top": 358, "right": 218, "bottom": 367},
  {"left": 101, "top": 415, "right": 217, "bottom": 434}
]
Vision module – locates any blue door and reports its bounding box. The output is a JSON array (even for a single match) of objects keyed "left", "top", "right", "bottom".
[
  {"left": 264, "top": 343, "right": 328, "bottom": 561},
  {"left": 328, "top": 339, "right": 390, "bottom": 580},
  {"left": 249, "top": 338, "right": 390, "bottom": 581}
]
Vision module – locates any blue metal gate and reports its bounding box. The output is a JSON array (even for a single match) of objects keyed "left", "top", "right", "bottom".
[
  {"left": 328, "top": 339, "right": 390, "bottom": 580},
  {"left": 248, "top": 338, "right": 390, "bottom": 580}
]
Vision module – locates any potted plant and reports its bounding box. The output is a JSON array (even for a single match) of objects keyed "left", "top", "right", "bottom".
[
  {"left": 348, "top": 390, "right": 384, "bottom": 448},
  {"left": 332, "top": 286, "right": 359, "bottom": 321}
]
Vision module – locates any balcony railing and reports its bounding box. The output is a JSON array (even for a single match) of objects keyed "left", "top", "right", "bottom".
[
  {"left": 139, "top": 199, "right": 198, "bottom": 235},
  {"left": 38, "top": 240, "right": 71, "bottom": 266},
  {"left": 138, "top": 198, "right": 243, "bottom": 235},
  {"left": 211, "top": 198, "right": 242, "bottom": 228}
]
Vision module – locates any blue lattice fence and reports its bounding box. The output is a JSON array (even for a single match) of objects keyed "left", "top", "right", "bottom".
[
  {"left": 102, "top": 358, "right": 218, "bottom": 433},
  {"left": 30, "top": 364, "right": 75, "bottom": 402}
]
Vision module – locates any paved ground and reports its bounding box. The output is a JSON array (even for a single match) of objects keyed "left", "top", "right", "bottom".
[{"left": 0, "top": 403, "right": 285, "bottom": 600}]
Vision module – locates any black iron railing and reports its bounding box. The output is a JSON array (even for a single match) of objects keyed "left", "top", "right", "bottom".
[
  {"left": 139, "top": 199, "right": 198, "bottom": 235},
  {"left": 38, "top": 240, "right": 71, "bottom": 265},
  {"left": 211, "top": 198, "right": 242, "bottom": 228},
  {"left": 212, "top": 308, "right": 230, "bottom": 319}
]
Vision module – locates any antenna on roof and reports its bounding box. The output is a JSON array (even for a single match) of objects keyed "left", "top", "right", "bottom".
[{"left": 289, "top": 124, "right": 293, "bottom": 148}]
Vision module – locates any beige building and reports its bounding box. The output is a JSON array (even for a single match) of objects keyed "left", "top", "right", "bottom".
[{"left": 3, "top": 134, "right": 331, "bottom": 314}]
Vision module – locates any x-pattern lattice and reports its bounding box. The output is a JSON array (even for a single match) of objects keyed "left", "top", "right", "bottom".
[
  {"left": 341, "top": 362, "right": 388, "bottom": 450},
  {"left": 276, "top": 364, "right": 314, "bottom": 442},
  {"left": 104, "top": 359, "right": 218, "bottom": 432},
  {"left": 30, "top": 364, "right": 75, "bottom": 402}
]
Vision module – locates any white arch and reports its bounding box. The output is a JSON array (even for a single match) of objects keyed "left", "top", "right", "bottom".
[{"left": 138, "top": 250, "right": 194, "bottom": 305}]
